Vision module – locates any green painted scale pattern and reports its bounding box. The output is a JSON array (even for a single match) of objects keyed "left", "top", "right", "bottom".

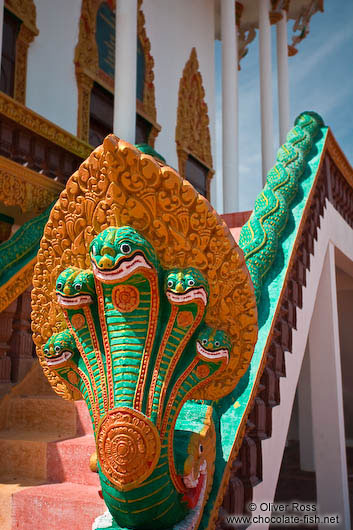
[
  {"left": 161, "top": 325, "right": 231, "bottom": 440},
  {"left": 98, "top": 449, "right": 184, "bottom": 529},
  {"left": 149, "top": 268, "right": 209, "bottom": 424},
  {"left": 90, "top": 227, "right": 162, "bottom": 410},
  {"left": 43, "top": 330, "right": 97, "bottom": 427},
  {"left": 239, "top": 111, "right": 324, "bottom": 303},
  {"left": 99, "top": 276, "right": 154, "bottom": 406},
  {"left": 56, "top": 267, "right": 107, "bottom": 418},
  {"left": 46, "top": 226, "right": 232, "bottom": 529},
  {"left": 0, "top": 202, "right": 54, "bottom": 290}
]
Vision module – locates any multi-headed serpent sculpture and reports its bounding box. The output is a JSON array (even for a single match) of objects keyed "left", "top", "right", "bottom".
[
  {"left": 31, "top": 111, "right": 324, "bottom": 529},
  {"left": 43, "top": 226, "right": 230, "bottom": 528},
  {"left": 31, "top": 135, "right": 258, "bottom": 529}
]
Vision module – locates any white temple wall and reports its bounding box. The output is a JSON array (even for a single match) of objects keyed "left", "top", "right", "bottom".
[
  {"left": 142, "top": 0, "right": 216, "bottom": 177},
  {"left": 26, "top": 0, "right": 82, "bottom": 135},
  {"left": 336, "top": 272, "right": 353, "bottom": 444}
]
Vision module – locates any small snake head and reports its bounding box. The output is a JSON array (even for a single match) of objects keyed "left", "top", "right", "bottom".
[
  {"left": 43, "top": 330, "right": 78, "bottom": 367},
  {"left": 90, "top": 226, "right": 159, "bottom": 283},
  {"left": 182, "top": 432, "right": 207, "bottom": 490},
  {"left": 165, "top": 267, "right": 209, "bottom": 306},
  {"left": 56, "top": 268, "right": 95, "bottom": 308},
  {"left": 174, "top": 404, "right": 216, "bottom": 509},
  {"left": 196, "top": 327, "right": 231, "bottom": 365}
]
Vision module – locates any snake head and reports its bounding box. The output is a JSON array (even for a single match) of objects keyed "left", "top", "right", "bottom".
[
  {"left": 43, "top": 330, "right": 79, "bottom": 367},
  {"left": 196, "top": 326, "right": 231, "bottom": 365},
  {"left": 56, "top": 268, "right": 95, "bottom": 308},
  {"left": 90, "top": 226, "right": 159, "bottom": 283},
  {"left": 165, "top": 267, "right": 209, "bottom": 306},
  {"left": 174, "top": 403, "right": 216, "bottom": 510},
  {"left": 182, "top": 432, "right": 207, "bottom": 490}
]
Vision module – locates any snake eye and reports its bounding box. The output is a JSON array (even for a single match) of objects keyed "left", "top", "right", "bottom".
[
  {"left": 202, "top": 338, "right": 207, "bottom": 346},
  {"left": 199, "top": 444, "right": 203, "bottom": 454},
  {"left": 44, "top": 348, "right": 49, "bottom": 355},
  {"left": 56, "top": 282, "right": 63, "bottom": 290},
  {"left": 54, "top": 345, "right": 61, "bottom": 353},
  {"left": 188, "top": 279, "right": 195, "bottom": 287},
  {"left": 215, "top": 341, "right": 220, "bottom": 348},
  {"left": 167, "top": 280, "right": 174, "bottom": 288},
  {"left": 120, "top": 243, "right": 131, "bottom": 254},
  {"left": 74, "top": 283, "right": 82, "bottom": 291}
]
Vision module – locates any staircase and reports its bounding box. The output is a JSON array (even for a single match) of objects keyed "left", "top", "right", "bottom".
[{"left": 0, "top": 363, "right": 105, "bottom": 530}]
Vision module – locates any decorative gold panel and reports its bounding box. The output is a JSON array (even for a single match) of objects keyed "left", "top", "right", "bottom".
[
  {"left": 136, "top": 0, "right": 160, "bottom": 147},
  {"left": 0, "top": 92, "right": 92, "bottom": 159},
  {"left": 0, "top": 156, "right": 63, "bottom": 213},
  {"left": 175, "top": 48, "right": 214, "bottom": 198}
]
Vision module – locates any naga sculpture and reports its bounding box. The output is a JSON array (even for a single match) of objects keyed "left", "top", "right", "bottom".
[
  {"left": 31, "top": 135, "right": 257, "bottom": 529},
  {"left": 31, "top": 111, "right": 325, "bottom": 529}
]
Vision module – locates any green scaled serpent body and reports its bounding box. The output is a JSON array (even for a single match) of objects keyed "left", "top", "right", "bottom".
[
  {"left": 239, "top": 112, "right": 324, "bottom": 303},
  {"left": 44, "top": 226, "right": 231, "bottom": 529}
]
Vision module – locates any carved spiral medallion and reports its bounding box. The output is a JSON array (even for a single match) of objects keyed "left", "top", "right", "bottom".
[
  {"left": 177, "top": 310, "right": 194, "bottom": 328},
  {"left": 71, "top": 313, "right": 86, "bottom": 330},
  {"left": 96, "top": 407, "right": 161, "bottom": 491},
  {"left": 112, "top": 285, "right": 140, "bottom": 313}
]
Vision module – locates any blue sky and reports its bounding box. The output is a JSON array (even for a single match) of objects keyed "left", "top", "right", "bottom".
[{"left": 215, "top": 0, "right": 353, "bottom": 211}]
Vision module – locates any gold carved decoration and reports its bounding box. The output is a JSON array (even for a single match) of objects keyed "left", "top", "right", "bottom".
[
  {"left": 235, "top": 3, "right": 257, "bottom": 69},
  {"left": 0, "top": 155, "right": 63, "bottom": 213},
  {"left": 74, "top": 0, "right": 160, "bottom": 145},
  {"left": 175, "top": 48, "right": 214, "bottom": 198},
  {"left": 31, "top": 135, "right": 257, "bottom": 402},
  {"left": 327, "top": 129, "right": 353, "bottom": 190},
  {"left": 5, "top": 0, "right": 39, "bottom": 104},
  {"left": 74, "top": 0, "right": 99, "bottom": 142},
  {"left": 0, "top": 92, "right": 92, "bottom": 159},
  {"left": 136, "top": 0, "right": 160, "bottom": 148},
  {"left": 0, "top": 258, "right": 35, "bottom": 313},
  {"left": 238, "top": 25, "right": 257, "bottom": 67},
  {"left": 287, "top": 0, "right": 324, "bottom": 56},
  {"left": 76, "top": 72, "right": 94, "bottom": 142},
  {"left": 4, "top": 0, "right": 37, "bottom": 31},
  {"left": 269, "top": 0, "right": 286, "bottom": 24},
  {"left": 96, "top": 407, "right": 161, "bottom": 490}
]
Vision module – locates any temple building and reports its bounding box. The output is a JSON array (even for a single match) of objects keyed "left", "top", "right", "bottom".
[{"left": 0, "top": 0, "right": 352, "bottom": 529}]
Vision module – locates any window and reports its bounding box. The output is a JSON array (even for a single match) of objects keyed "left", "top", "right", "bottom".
[
  {"left": 136, "top": 37, "right": 145, "bottom": 102},
  {"left": 76, "top": 1, "right": 160, "bottom": 147},
  {"left": 88, "top": 36, "right": 150, "bottom": 147},
  {"left": 0, "top": 9, "right": 21, "bottom": 97},
  {"left": 89, "top": 82, "right": 114, "bottom": 148},
  {"left": 184, "top": 155, "right": 209, "bottom": 197},
  {"left": 135, "top": 113, "right": 152, "bottom": 145}
]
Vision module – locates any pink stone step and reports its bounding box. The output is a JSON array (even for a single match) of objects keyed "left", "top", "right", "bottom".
[
  {"left": 47, "top": 435, "right": 99, "bottom": 487},
  {"left": 12, "top": 482, "right": 105, "bottom": 530},
  {"left": 74, "top": 401, "right": 95, "bottom": 436},
  {"left": 6, "top": 396, "right": 76, "bottom": 437}
]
